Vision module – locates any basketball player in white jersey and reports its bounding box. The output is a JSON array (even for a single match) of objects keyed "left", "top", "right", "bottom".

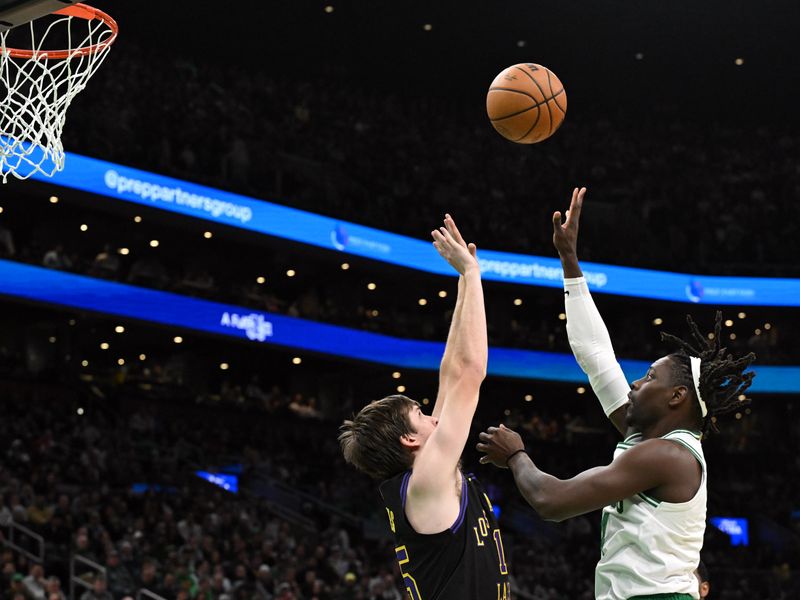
[{"left": 476, "top": 188, "right": 755, "bottom": 600}]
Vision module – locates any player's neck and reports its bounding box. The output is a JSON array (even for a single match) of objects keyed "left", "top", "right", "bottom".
[{"left": 640, "top": 416, "right": 699, "bottom": 440}]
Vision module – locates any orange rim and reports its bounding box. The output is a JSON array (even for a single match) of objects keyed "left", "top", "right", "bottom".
[{"left": 4, "top": 3, "right": 118, "bottom": 60}]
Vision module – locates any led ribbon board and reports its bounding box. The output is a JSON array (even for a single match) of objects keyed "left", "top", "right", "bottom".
[
  {"left": 0, "top": 259, "right": 794, "bottom": 392},
  {"left": 23, "top": 151, "right": 800, "bottom": 306}
]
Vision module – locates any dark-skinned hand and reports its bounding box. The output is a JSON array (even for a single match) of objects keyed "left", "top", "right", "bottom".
[{"left": 476, "top": 425, "right": 525, "bottom": 469}]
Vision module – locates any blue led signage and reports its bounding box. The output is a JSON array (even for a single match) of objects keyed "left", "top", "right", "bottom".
[
  {"left": 0, "top": 259, "right": 793, "bottom": 392},
  {"left": 19, "top": 152, "right": 800, "bottom": 307}
]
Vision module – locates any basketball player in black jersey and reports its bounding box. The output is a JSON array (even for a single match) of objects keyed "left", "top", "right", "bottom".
[{"left": 339, "top": 215, "right": 510, "bottom": 600}]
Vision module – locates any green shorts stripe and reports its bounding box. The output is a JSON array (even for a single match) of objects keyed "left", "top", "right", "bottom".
[{"left": 628, "top": 594, "right": 694, "bottom": 600}]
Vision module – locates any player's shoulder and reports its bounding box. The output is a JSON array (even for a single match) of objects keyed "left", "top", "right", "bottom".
[
  {"left": 619, "top": 437, "right": 700, "bottom": 475},
  {"left": 378, "top": 469, "right": 412, "bottom": 502}
]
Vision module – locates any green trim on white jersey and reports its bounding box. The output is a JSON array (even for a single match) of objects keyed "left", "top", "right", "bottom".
[{"left": 596, "top": 430, "right": 706, "bottom": 600}]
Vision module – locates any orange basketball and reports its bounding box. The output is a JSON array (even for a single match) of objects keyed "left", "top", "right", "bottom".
[{"left": 487, "top": 63, "right": 567, "bottom": 144}]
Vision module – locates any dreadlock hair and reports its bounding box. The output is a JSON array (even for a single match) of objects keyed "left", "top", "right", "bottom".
[{"left": 660, "top": 311, "right": 756, "bottom": 435}]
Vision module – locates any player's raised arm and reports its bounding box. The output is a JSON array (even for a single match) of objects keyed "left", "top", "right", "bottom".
[
  {"left": 431, "top": 215, "right": 472, "bottom": 421},
  {"left": 553, "top": 187, "right": 631, "bottom": 436},
  {"left": 405, "top": 216, "right": 487, "bottom": 528}
]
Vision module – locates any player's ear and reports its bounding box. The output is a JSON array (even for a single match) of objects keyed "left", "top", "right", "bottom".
[
  {"left": 399, "top": 433, "right": 419, "bottom": 449},
  {"left": 700, "top": 581, "right": 710, "bottom": 598},
  {"left": 668, "top": 385, "right": 690, "bottom": 409}
]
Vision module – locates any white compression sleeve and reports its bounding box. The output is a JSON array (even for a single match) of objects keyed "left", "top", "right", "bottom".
[{"left": 564, "top": 277, "right": 630, "bottom": 417}]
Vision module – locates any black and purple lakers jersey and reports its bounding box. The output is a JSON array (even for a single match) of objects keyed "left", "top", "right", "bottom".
[{"left": 379, "top": 470, "right": 511, "bottom": 600}]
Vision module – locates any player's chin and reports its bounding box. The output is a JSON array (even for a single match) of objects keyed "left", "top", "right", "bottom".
[{"left": 624, "top": 401, "right": 635, "bottom": 423}]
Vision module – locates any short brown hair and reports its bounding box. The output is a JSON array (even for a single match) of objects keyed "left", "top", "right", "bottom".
[{"left": 339, "top": 395, "right": 418, "bottom": 480}]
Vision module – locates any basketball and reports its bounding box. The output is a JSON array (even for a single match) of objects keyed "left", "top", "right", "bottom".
[{"left": 486, "top": 63, "right": 567, "bottom": 144}]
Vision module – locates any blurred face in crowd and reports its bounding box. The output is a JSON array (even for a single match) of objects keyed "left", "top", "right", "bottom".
[
  {"left": 76, "top": 533, "right": 89, "bottom": 550},
  {"left": 46, "top": 577, "right": 61, "bottom": 593},
  {"left": 93, "top": 578, "right": 107, "bottom": 593}
]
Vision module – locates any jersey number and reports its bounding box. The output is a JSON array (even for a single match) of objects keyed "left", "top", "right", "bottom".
[
  {"left": 395, "top": 545, "right": 422, "bottom": 600},
  {"left": 493, "top": 529, "right": 508, "bottom": 575},
  {"left": 473, "top": 513, "right": 508, "bottom": 576}
]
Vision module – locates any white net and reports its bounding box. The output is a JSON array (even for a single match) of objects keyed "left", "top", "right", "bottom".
[{"left": 0, "top": 6, "right": 115, "bottom": 182}]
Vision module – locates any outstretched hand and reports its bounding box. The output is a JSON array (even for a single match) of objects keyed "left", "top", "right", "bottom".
[
  {"left": 476, "top": 425, "right": 525, "bottom": 469},
  {"left": 432, "top": 214, "right": 479, "bottom": 275},
  {"left": 552, "top": 187, "right": 586, "bottom": 258}
]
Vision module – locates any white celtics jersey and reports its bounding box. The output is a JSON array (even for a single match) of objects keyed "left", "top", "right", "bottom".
[{"left": 595, "top": 430, "right": 707, "bottom": 600}]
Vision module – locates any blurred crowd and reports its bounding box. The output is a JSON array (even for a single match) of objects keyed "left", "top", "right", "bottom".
[
  {"left": 0, "top": 349, "right": 798, "bottom": 599},
  {"left": 58, "top": 45, "right": 800, "bottom": 276},
  {"left": 0, "top": 191, "right": 791, "bottom": 364},
  {"left": 0, "top": 31, "right": 798, "bottom": 600}
]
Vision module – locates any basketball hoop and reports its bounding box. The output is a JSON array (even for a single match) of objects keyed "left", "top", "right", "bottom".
[{"left": 0, "top": 3, "right": 118, "bottom": 182}]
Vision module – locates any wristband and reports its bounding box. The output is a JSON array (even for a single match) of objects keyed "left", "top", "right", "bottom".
[{"left": 505, "top": 449, "right": 527, "bottom": 466}]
